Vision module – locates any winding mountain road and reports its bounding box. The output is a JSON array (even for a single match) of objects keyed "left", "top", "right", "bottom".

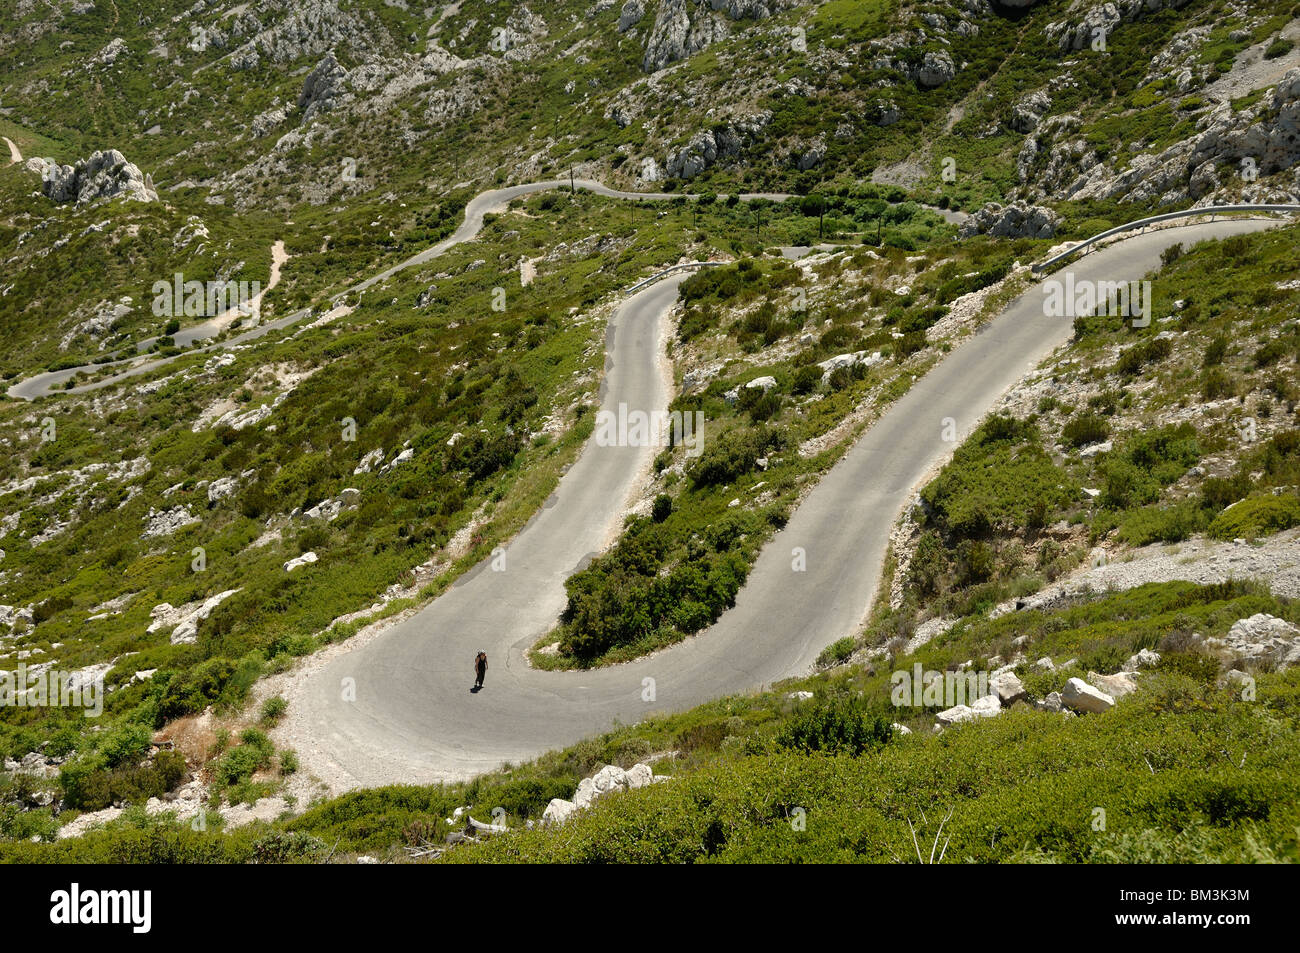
[
  {"left": 7, "top": 179, "right": 787, "bottom": 400},
  {"left": 7, "top": 178, "right": 961, "bottom": 400},
  {"left": 8, "top": 163, "right": 1286, "bottom": 788},
  {"left": 283, "top": 215, "right": 1286, "bottom": 791}
]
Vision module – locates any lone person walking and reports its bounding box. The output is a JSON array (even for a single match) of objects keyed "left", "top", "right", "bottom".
[{"left": 473, "top": 651, "right": 488, "bottom": 691}]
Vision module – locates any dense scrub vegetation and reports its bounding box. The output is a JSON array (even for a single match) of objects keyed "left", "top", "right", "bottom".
[{"left": 7, "top": 580, "right": 1297, "bottom": 862}]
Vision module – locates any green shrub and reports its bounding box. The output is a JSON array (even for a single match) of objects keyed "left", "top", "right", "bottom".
[
  {"left": 817, "top": 637, "right": 856, "bottom": 667},
  {"left": 651, "top": 494, "right": 673, "bottom": 523},
  {"left": 1115, "top": 337, "right": 1172, "bottom": 377},
  {"left": 907, "top": 531, "right": 948, "bottom": 596},
  {"left": 922, "top": 416, "right": 1075, "bottom": 538},
  {"left": 1202, "top": 336, "right": 1228, "bottom": 367},
  {"left": 1063, "top": 412, "right": 1110, "bottom": 448},
  {"left": 828, "top": 361, "right": 867, "bottom": 391},
  {"left": 791, "top": 365, "right": 821, "bottom": 395},
  {"left": 214, "top": 730, "right": 275, "bottom": 789},
  {"left": 776, "top": 696, "right": 892, "bottom": 756},
  {"left": 99, "top": 723, "right": 153, "bottom": 770},
  {"left": 60, "top": 751, "right": 187, "bottom": 811},
  {"left": 1102, "top": 425, "right": 1200, "bottom": 510},
  {"left": 955, "top": 539, "right": 997, "bottom": 586},
  {"left": 1208, "top": 493, "right": 1300, "bottom": 540},
  {"left": 1154, "top": 651, "right": 1221, "bottom": 683},
  {"left": 260, "top": 696, "right": 288, "bottom": 723},
  {"left": 894, "top": 330, "right": 927, "bottom": 360},
  {"left": 156, "top": 657, "right": 239, "bottom": 723},
  {"left": 1115, "top": 500, "right": 1208, "bottom": 546},
  {"left": 1265, "top": 37, "right": 1295, "bottom": 60},
  {"left": 740, "top": 389, "right": 783, "bottom": 422},
  {"left": 688, "top": 427, "right": 783, "bottom": 488},
  {"left": 250, "top": 830, "right": 328, "bottom": 864},
  {"left": 1201, "top": 473, "right": 1252, "bottom": 510},
  {"left": 1253, "top": 339, "right": 1289, "bottom": 368},
  {"left": 1201, "top": 367, "right": 1235, "bottom": 399}
]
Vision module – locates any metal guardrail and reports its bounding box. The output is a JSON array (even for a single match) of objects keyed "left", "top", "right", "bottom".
[
  {"left": 626, "top": 260, "right": 722, "bottom": 293},
  {"left": 1031, "top": 204, "right": 1300, "bottom": 274}
]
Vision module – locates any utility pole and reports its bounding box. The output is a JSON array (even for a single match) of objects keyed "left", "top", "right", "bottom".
[{"left": 569, "top": 166, "right": 574, "bottom": 196}]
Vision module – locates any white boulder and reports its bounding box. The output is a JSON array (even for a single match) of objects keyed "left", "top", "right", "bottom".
[
  {"left": 1124, "top": 648, "right": 1161, "bottom": 670},
  {"left": 1061, "top": 677, "right": 1115, "bottom": 714},
  {"left": 284, "top": 551, "right": 318, "bottom": 572},
  {"left": 989, "top": 670, "right": 1027, "bottom": 706},
  {"left": 541, "top": 798, "right": 578, "bottom": 827}
]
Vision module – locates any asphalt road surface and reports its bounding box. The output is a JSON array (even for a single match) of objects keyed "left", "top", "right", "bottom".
[{"left": 288, "top": 216, "right": 1283, "bottom": 789}]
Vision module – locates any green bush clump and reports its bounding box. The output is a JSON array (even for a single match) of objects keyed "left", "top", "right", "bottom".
[
  {"left": 1202, "top": 335, "right": 1228, "bottom": 367},
  {"left": 1254, "top": 339, "right": 1289, "bottom": 368},
  {"left": 1201, "top": 473, "right": 1252, "bottom": 510},
  {"left": 893, "top": 330, "right": 928, "bottom": 361},
  {"left": 791, "top": 365, "right": 821, "bottom": 395},
  {"left": 1265, "top": 37, "right": 1295, "bottom": 60},
  {"left": 1115, "top": 500, "right": 1209, "bottom": 546},
  {"left": 776, "top": 696, "right": 893, "bottom": 756},
  {"left": 817, "top": 637, "right": 856, "bottom": 667},
  {"left": 907, "top": 531, "right": 948, "bottom": 596},
  {"left": 1208, "top": 493, "right": 1300, "bottom": 540},
  {"left": 60, "top": 751, "right": 187, "bottom": 812},
  {"left": 737, "top": 385, "right": 782, "bottom": 422},
  {"left": 1154, "top": 651, "right": 1221, "bottom": 683},
  {"left": 156, "top": 657, "right": 240, "bottom": 723},
  {"left": 260, "top": 696, "right": 288, "bottom": 723},
  {"left": 214, "top": 729, "right": 275, "bottom": 790},
  {"left": 1201, "top": 367, "right": 1235, "bottom": 399},
  {"left": 559, "top": 545, "right": 749, "bottom": 663},
  {"left": 250, "top": 830, "right": 328, "bottom": 864},
  {"left": 1115, "top": 336, "right": 1172, "bottom": 377},
  {"left": 688, "top": 426, "right": 783, "bottom": 488},
  {"left": 922, "top": 416, "right": 1076, "bottom": 537},
  {"left": 899, "top": 304, "right": 948, "bottom": 333},
  {"left": 1101, "top": 424, "right": 1200, "bottom": 510},
  {"left": 651, "top": 494, "right": 673, "bottom": 523},
  {"left": 828, "top": 360, "right": 869, "bottom": 390},
  {"left": 446, "top": 431, "right": 522, "bottom": 483},
  {"left": 99, "top": 723, "right": 153, "bottom": 770},
  {"left": 1063, "top": 412, "right": 1110, "bottom": 448},
  {"left": 933, "top": 261, "right": 1011, "bottom": 306}
]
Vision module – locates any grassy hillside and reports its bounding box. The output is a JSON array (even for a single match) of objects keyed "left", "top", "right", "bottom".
[
  {"left": 1, "top": 0, "right": 1299, "bottom": 860},
  {"left": 5, "top": 578, "right": 1297, "bottom": 862}
]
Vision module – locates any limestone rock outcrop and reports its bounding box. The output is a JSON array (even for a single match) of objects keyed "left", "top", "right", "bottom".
[
  {"left": 26, "top": 150, "right": 157, "bottom": 205},
  {"left": 959, "top": 202, "right": 1061, "bottom": 239}
]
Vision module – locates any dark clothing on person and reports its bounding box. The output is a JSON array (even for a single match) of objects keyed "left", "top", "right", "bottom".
[{"left": 474, "top": 653, "right": 488, "bottom": 689}]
